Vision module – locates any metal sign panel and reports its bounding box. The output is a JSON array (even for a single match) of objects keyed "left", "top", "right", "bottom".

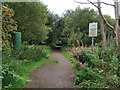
[{"left": 89, "top": 22, "right": 97, "bottom": 37}]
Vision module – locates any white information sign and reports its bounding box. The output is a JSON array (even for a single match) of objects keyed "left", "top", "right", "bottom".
[{"left": 89, "top": 22, "right": 97, "bottom": 37}]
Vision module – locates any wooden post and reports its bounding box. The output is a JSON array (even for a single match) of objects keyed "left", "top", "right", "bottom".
[
  {"left": 118, "top": 2, "right": 120, "bottom": 47},
  {"left": 114, "top": 1, "right": 119, "bottom": 46},
  {"left": 115, "top": 0, "right": 120, "bottom": 77}
]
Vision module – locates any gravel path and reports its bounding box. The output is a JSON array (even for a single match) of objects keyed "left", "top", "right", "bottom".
[{"left": 25, "top": 49, "right": 75, "bottom": 88}]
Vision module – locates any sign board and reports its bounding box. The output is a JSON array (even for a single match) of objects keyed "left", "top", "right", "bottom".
[{"left": 89, "top": 22, "right": 97, "bottom": 37}]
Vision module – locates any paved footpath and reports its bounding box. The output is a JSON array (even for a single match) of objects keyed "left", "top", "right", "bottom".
[{"left": 25, "top": 49, "right": 75, "bottom": 88}]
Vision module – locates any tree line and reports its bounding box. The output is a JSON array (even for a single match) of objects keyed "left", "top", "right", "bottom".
[{"left": 7, "top": 1, "right": 115, "bottom": 47}]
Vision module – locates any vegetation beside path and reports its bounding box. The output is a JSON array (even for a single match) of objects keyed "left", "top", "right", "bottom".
[
  {"left": 1, "top": 1, "right": 120, "bottom": 89},
  {"left": 61, "top": 40, "right": 120, "bottom": 88},
  {"left": 2, "top": 45, "right": 52, "bottom": 88}
]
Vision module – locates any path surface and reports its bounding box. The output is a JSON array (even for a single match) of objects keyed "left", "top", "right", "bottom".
[{"left": 25, "top": 49, "right": 75, "bottom": 88}]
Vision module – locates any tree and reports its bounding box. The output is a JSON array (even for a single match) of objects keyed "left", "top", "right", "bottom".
[
  {"left": 62, "top": 7, "right": 115, "bottom": 46},
  {"left": 62, "top": 8, "right": 100, "bottom": 46},
  {"left": 74, "top": 0, "right": 118, "bottom": 48},
  {"left": 46, "top": 13, "right": 65, "bottom": 47},
  {"left": 7, "top": 2, "right": 52, "bottom": 44},
  {"left": 98, "top": 0, "right": 106, "bottom": 49},
  {"left": 114, "top": 1, "right": 120, "bottom": 50}
]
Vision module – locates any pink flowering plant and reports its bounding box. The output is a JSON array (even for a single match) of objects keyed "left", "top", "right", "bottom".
[
  {"left": 64, "top": 40, "right": 120, "bottom": 87},
  {"left": 66, "top": 40, "right": 93, "bottom": 64}
]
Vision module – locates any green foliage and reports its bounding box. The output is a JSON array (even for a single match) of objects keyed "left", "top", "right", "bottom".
[
  {"left": 49, "top": 61, "right": 59, "bottom": 64},
  {"left": 61, "top": 46, "right": 71, "bottom": 59},
  {"left": 7, "top": 2, "right": 52, "bottom": 44},
  {"left": 74, "top": 67, "right": 99, "bottom": 85},
  {"left": 62, "top": 8, "right": 115, "bottom": 46},
  {"left": 62, "top": 8, "right": 99, "bottom": 45},
  {"left": 2, "top": 3, "right": 18, "bottom": 55},
  {"left": 2, "top": 58, "right": 48, "bottom": 88},
  {"left": 2, "top": 45, "right": 52, "bottom": 88},
  {"left": 14, "top": 45, "right": 52, "bottom": 61},
  {"left": 79, "top": 80, "right": 106, "bottom": 88},
  {"left": 62, "top": 40, "right": 120, "bottom": 88},
  {"left": 98, "top": 41, "right": 119, "bottom": 61},
  {"left": 46, "top": 13, "right": 64, "bottom": 46}
]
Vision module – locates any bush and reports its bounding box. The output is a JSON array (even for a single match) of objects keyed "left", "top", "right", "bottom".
[
  {"left": 79, "top": 80, "right": 106, "bottom": 88},
  {"left": 2, "top": 45, "right": 52, "bottom": 88},
  {"left": 64, "top": 40, "right": 120, "bottom": 88},
  {"left": 13, "top": 45, "right": 52, "bottom": 61}
]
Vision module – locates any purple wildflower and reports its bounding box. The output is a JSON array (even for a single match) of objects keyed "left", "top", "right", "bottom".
[
  {"left": 95, "top": 43, "right": 97, "bottom": 46},
  {"left": 76, "top": 40, "right": 79, "bottom": 42},
  {"left": 72, "top": 43, "right": 75, "bottom": 47},
  {"left": 76, "top": 40, "right": 80, "bottom": 47},
  {"left": 80, "top": 62, "right": 82, "bottom": 65},
  {"left": 88, "top": 48, "right": 90, "bottom": 50}
]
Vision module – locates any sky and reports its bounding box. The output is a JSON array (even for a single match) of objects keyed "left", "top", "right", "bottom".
[{"left": 40, "top": 0, "right": 117, "bottom": 18}]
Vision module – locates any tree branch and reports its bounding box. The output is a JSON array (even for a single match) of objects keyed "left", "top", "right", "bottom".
[
  {"left": 87, "top": 0, "right": 99, "bottom": 9},
  {"left": 99, "top": 10, "right": 116, "bottom": 36},
  {"left": 74, "top": 0, "right": 115, "bottom": 7},
  {"left": 101, "top": 2, "right": 115, "bottom": 7},
  {"left": 88, "top": 0, "right": 116, "bottom": 36}
]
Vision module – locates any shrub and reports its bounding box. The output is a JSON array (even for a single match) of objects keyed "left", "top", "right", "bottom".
[
  {"left": 2, "top": 3, "right": 19, "bottom": 88},
  {"left": 13, "top": 45, "right": 52, "bottom": 61},
  {"left": 65, "top": 40, "right": 120, "bottom": 88},
  {"left": 2, "top": 45, "right": 52, "bottom": 88},
  {"left": 79, "top": 80, "right": 106, "bottom": 88},
  {"left": 2, "top": 3, "right": 18, "bottom": 54}
]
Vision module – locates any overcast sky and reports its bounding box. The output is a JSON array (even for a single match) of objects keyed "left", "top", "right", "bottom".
[{"left": 40, "top": 0, "right": 117, "bottom": 18}]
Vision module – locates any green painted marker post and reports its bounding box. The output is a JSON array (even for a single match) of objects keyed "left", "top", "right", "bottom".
[{"left": 13, "top": 32, "right": 22, "bottom": 53}]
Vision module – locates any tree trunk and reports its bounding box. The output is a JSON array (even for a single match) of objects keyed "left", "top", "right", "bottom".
[
  {"left": 98, "top": 0, "right": 107, "bottom": 49},
  {"left": 114, "top": 1, "right": 119, "bottom": 47}
]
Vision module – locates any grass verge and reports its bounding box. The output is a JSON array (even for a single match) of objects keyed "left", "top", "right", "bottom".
[
  {"left": 4, "top": 57, "right": 50, "bottom": 88},
  {"left": 49, "top": 60, "right": 59, "bottom": 64},
  {"left": 3, "top": 45, "right": 53, "bottom": 88},
  {"left": 61, "top": 46, "right": 71, "bottom": 59}
]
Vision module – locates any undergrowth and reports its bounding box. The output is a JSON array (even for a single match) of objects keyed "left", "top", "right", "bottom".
[
  {"left": 2, "top": 45, "right": 52, "bottom": 88},
  {"left": 62, "top": 40, "right": 120, "bottom": 88}
]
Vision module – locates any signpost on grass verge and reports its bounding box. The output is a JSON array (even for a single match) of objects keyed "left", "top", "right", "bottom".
[{"left": 89, "top": 22, "right": 98, "bottom": 51}]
